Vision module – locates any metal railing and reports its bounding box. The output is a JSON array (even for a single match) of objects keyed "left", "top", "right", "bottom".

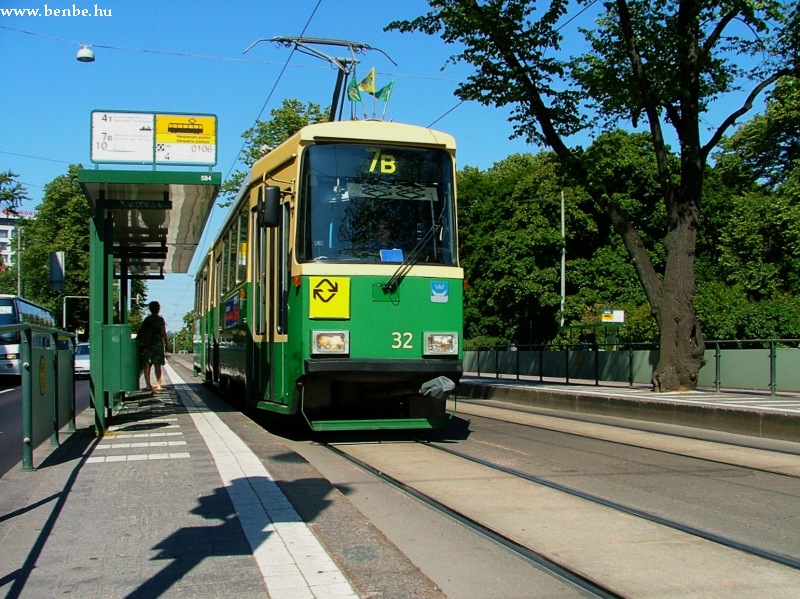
[
  {"left": 464, "top": 339, "right": 800, "bottom": 396},
  {"left": 0, "top": 323, "right": 76, "bottom": 470}
]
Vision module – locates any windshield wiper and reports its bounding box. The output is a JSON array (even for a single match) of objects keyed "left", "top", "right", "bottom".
[{"left": 381, "top": 223, "right": 440, "bottom": 293}]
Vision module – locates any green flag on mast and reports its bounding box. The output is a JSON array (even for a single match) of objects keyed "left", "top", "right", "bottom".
[
  {"left": 347, "top": 76, "right": 362, "bottom": 102},
  {"left": 375, "top": 80, "right": 395, "bottom": 102}
]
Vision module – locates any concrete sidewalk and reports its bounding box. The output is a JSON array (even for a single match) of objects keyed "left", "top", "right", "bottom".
[
  {"left": 1, "top": 356, "right": 447, "bottom": 599},
  {"left": 459, "top": 374, "right": 800, "bottom": 443},
  {"left": 0, "top": 364, "right": 359, "bottom": 599}
]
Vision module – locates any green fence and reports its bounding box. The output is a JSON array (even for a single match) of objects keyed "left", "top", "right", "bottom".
[
  {"left": 0, "top": 323, "right": 77, "bottom": 470},
  {"left": 464, "top": 339, "right": 800, "bottom": 395}
]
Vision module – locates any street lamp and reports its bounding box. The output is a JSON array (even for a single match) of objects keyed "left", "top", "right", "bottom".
[{"left": 76, "top": 45, "right": 95, "bottom": 62}]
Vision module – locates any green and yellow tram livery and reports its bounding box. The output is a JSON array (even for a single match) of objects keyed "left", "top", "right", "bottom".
[{"left": 193, "top": 120, "right": 462, "bottom": 430}]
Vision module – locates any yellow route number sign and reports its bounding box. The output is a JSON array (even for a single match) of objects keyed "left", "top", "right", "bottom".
[{"left": 309, "top": 277, "right": 350, "bottom": 319}]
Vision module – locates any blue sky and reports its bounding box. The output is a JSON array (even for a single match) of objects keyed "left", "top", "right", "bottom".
[
  {"left": 0, "top": 1, "right": 766, "bottom": 330},
  {"left": 3, "top": 0, "right": 576, "bottom": 328}
]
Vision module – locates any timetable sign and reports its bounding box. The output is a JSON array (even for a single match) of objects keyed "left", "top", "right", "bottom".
[
  {"left": 90, "top": 110, "right": 218, "bottom": 166},
  {"left": 91, "top": 111, "right": 154, "bottom": 163}
]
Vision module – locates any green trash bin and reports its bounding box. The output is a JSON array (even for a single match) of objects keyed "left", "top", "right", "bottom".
[{"left": 102, "top": 324, "right": 139, "bottom": 392}]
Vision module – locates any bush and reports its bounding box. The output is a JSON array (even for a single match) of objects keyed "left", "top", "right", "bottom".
[{"left": 464, "top": 336, "right": 508, "bottom": 351}]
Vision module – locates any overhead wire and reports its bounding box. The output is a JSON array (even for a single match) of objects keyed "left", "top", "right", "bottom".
[{"left": 223, "top": 0, "right": 323, "bottom": 184}]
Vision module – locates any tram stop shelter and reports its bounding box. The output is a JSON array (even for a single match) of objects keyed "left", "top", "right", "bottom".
[
  {"left": 78, "top": 167, "right": 220, "bottom": 434},
  {"left": 77, "top": 110, "right": 221, "bottom": 433}
]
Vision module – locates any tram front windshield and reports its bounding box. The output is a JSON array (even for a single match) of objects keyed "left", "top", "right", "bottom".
[{"left": 297, "top": 144, "right": 457, "bottom": 265}]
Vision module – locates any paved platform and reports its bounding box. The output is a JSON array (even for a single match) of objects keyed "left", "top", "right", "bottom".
[
  {"left": 459, "top": 374, "right": 800, "bottom": 443},
  {"left": 3, "top": 362, "right": 799, "bottom": 599},
  {"left": 0, "top": 359, "right": 444, "bottom": 599}
]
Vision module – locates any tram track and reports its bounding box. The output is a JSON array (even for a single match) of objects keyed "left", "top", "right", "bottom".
[
  {"left": 320, "top": 431, "right": 800, "bottom": 598},
  {"left": 414, "top": 438, "right": 800, "bottom": 570},
  {"left": 322, "top": 440, "right": 625, "bottom": 599}
]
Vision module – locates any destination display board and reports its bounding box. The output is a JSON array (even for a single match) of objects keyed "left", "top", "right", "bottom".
[{"left": 90, "top": 110, "right": 218, "bottom": 166}]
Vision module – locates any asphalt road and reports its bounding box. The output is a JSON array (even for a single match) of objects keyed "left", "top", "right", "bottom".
[{"left": 0, "top": 378, "right": 91, "bottom": 477}]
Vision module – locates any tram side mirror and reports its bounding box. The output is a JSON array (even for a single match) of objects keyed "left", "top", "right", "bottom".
[{"left": 258, "top": 185, "right": 281, "bottom": 228}]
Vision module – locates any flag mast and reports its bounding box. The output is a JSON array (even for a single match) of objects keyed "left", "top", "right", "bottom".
[{"left": 244, "top": 37, "right": 396, "bottom": 122}]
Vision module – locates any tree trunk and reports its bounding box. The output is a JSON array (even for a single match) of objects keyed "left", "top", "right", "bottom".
[
  {"left": 604, "top": 195, "right": 706, "bottom": 392},
  {"left": 650, "top": 220, "right": 706, "bottom": 392}
]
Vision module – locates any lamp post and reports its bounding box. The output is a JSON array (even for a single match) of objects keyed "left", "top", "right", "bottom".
[{"left": 16, "top": 225, "right": 21, "bottom": 297}]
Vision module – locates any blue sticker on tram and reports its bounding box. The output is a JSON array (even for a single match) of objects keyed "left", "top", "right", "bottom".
[{"left": 431, "top": 281, "right": 449, "bottom": 303}]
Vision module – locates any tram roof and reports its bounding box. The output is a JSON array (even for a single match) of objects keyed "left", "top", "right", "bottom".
[
  {"left": 248, "top": 120, "right": 458, "bottom": 190},
  {"left": 293, "top": 120, "right": 457, "bottom": 149},
  {"left": 77, "top": 169, "right": 221, "bottom": 279}
]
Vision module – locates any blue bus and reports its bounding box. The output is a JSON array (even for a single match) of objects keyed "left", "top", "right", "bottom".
[{"left": 0, "top": 294, "right": 56, "bottom": 376}]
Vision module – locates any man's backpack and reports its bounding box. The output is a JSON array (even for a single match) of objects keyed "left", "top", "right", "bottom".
[{"left": 137, "top": 320, "right": 155, "bottom": 347}]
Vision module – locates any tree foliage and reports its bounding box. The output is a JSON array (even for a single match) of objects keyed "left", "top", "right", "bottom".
[
  {"left": 0, "top": 165, "right": 93, "bottom": 327},
  {"left": 389, "top": 0, "right": 799, "bottom": 391},
  {"left": 0, "top": 171, "right": 28, "bottom": 215},
  {"left": 220, "top": 99, "right": 327, "bottom": 204},
  {"left": 0, "top": 165, "right": 147, "bottom": 334},
  {"left": 715, "top": 77, "right": 800, "bottom": 189}
]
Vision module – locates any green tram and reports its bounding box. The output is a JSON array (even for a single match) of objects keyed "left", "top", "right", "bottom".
[{"left": 193, "top": 120, "right": 463, "bottom": 431}]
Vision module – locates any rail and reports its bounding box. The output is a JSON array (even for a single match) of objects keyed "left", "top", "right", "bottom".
[{"left": 464, "top": 339, "right": 800, "bottom": 396}]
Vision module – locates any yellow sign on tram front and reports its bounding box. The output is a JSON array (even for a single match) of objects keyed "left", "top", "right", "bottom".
[{"left": 309, "top": 277, "right": 350, "bottom": 319}]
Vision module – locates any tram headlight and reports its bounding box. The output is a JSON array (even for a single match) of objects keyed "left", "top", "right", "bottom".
[
  {"left": 2, "top": 353, "right": 19, "bottom": 360},
  {"left": 423, "top": 332, "right": 458, "bottom": 356},
  {"left": 312, "top": 330, "right": 349, "bottom": 355}
]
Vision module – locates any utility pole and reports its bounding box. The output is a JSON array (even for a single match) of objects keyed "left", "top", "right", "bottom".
[
  {"left": 560, "top": 190, "right": 565, "bottom": 328},
  {"left": 16, "top": 227, "right": 21, "bottom": 297}
]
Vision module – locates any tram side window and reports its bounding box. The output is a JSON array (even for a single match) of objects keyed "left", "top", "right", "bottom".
[
  {"left": 220, "top": 238, "right": 229, "bottom": 296},
  {"left": 236, "top": 207, "right": 248, "bottom": 284},
  {"left": 214, "top": 256, "right": 222, "bottom": 303},
  {"left": 226, "top": 228, "right": 237, "bottom": 291}
]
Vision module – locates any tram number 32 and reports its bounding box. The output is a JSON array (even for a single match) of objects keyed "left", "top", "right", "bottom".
[{"left": 392, "top": 332, "right": 413, "bottom": 349}]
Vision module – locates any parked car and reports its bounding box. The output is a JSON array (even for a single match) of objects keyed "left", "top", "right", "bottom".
[{"left": 74, "top": 343, "right": 90, "bottom": 378}]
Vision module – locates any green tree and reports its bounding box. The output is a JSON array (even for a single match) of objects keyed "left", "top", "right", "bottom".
[
  {"left": 715, "top": 77, "right": 800, "bottom": 189},
  {"left": 0, "top": 165, "right": 92, "bottom": 327},
  {"left": 695, "top": 77, "right": 800, "bottom": 339},
  {"left": 0, "top": 165, "right": 147, "bottom": 333},
  {"left": 220, "top": 99, "right": 327, "bottom": 204},
  {"left": 390, "top": 0, "right": 798, "bottom": 391},
  {"left": 459, "top": 152, "right": 595, "bottom": 343},
  {"left": 0, "top": 171, "right": 28, "bottom": 274},
  {"left": 0, "top": 170, "right": 28, "bottom": 213}
]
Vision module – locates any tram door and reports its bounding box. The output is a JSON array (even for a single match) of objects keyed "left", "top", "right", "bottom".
[
  {"left": 212, "top": 254, "right": 222, "bottom": 383},
  {"left": 252, "top": 204, "right": 269, "bottom": 400},
  {"left": 253, "top": 186, "right": 289, "bottom": 405}
]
